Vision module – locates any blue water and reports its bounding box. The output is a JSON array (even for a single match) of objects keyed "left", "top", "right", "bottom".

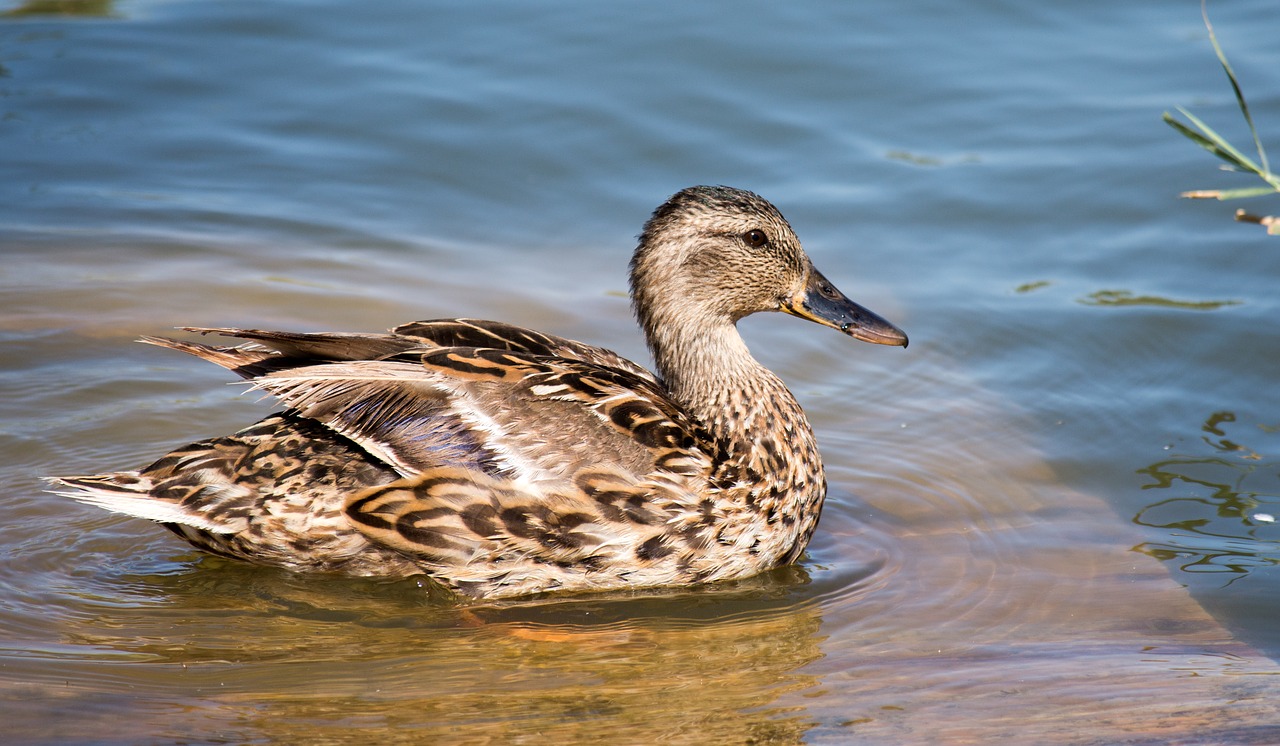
[{"left": 3, "top": 0, "right": 1279, "bottom": 742}]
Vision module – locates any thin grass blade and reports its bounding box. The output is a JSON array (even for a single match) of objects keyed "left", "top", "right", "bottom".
[
  {"left": 1163, "top": 111, "right": 1254, "bottom": 172},
  {"left": 1209, "top": 186, "right": 1279, "bottom": 200},
  {"left": 1202, "top": 0, "right": 1269, "bottom": 177},
  {"left": 1177, "top": 108, "right": 1262, "bottom": 174}
]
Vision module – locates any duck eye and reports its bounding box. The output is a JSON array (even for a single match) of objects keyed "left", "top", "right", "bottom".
[{"left": 743, "top": 229, "right": 768, "bottom": 248}]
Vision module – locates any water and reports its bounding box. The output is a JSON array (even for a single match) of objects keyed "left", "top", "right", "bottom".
[{"left": 3, "top": 0, "right": 1279, "bottom": 742}]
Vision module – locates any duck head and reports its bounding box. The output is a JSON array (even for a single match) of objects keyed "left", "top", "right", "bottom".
[{"left": 629, "top": 185, "right": 908, "bottom": 350}]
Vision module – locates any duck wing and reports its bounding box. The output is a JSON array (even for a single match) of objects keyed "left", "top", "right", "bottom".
[
  {"left": 136, "top": 326, "right": 721, "bottom": 593},
  {"left": 247, "top": 345, "right": 705, "bottom": 484},
  {"left": 249, "top": 346, "right": 723, "bottom": 594}
]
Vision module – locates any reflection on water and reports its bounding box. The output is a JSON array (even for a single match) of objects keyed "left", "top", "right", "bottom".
[
  {"left": 11, "top": 561, "right": 826, "bottom": 744},
  {"left": 0, "top": 0, "right": 114, "bottom": 18},
  {"left": 1079, "top": 289, "right": 1241, "bottom": 310},
  {"left": 1135, "top": 410, "right": 1279, "bottom": 580}
]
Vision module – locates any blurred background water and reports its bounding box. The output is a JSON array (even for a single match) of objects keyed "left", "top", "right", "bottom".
[{"left": 3, "top": 0, "right": 1279, "bottom": 743}]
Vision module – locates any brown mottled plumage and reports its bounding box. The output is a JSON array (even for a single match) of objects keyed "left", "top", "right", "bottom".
[{"left": 49, "top": 186, "right": 907, "bottom": 599}]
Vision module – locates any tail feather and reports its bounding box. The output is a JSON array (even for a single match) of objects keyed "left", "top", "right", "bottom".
[
  {"left": 46, "top": 474, "right": 238, "bottom": 534},
  {"left": 175, "top": 327, "right": 424, "bottom": 364},
  {"left": 139, "top": 336, "right": 279, "bottom": 379},
  {"left": 140, "top": 329, "right": 434, "bottom": 380}
]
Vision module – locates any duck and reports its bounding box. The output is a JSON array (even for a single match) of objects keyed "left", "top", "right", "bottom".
[{"left": 49, "top": 185, "right": 907, "bottom": 600}]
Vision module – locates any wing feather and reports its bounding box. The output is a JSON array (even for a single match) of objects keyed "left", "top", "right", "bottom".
[
  {"left": 344, "top": 466, "right": 681, "bottom": 573},
  {"left": 393, "top": 319, "right": 656, "bottom": 381},
  {"left": 178, "top": 327, "right": 425, "bottom": 362},
  {"left": 245, "top": 348, "right": 707, "bottom": 487}
]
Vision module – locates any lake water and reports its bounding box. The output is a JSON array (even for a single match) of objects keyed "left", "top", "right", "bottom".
[{"left": 3, "top": 0, "right": 1279, "bottom": 743}]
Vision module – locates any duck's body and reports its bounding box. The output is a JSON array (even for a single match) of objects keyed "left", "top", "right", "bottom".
[{"left": 51, "top": 186, "right": 906, "bottom": 599}]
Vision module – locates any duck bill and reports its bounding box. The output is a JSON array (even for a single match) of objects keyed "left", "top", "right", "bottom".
[{"left": 782, "top": 267, "right": 909, "bottom": 347}]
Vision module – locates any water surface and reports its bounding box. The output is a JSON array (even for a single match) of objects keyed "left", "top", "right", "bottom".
[{"left": 3, "top": 0, "right": 1279, "bottom": 743}]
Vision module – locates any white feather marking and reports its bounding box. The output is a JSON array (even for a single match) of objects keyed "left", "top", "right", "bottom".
[
  {"left": 48, "top": 477, "right": 240, "bottom": 533},
  {"left": 449, "top": 402, "right": 551, "bottom": 490}
]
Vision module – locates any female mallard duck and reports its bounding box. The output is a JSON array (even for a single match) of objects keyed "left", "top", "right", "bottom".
[{"left": 50, "top": 186, "right": 907, "bottom": 599}]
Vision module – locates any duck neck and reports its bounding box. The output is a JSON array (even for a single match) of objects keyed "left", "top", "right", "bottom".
[
  {"left": 643, "top": 309, "right": 827, "bottom": 562},
  {"left": 650, "top": 322, "right": 754, "bottom": 414},
  {"left": 642, "top": 310, "right": 813, "bottom": 451}
]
